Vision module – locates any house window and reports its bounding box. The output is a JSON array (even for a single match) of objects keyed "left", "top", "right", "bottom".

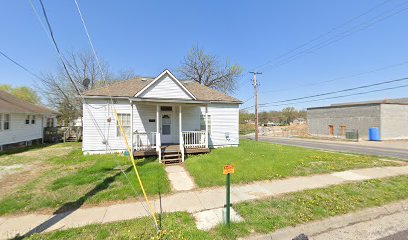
[
  {"left": 47, "top": 117, "right": 54, "bottom": 127},
  {"left": 116, "top": 113, "right": 131, "bottom": 137},
  {"left": 4, "top": 114, "right": 10, "bottom": 130},
  {"left": 26, "top": 115, "right": 30, "bottom": 124},
  {"left": 0, "top": 114, "right": 2, "bottom": 131},
  {"left": 31, "top": 115, "right": 36, "bottom": 124},
  {"left": 160, "top": 106, "right": 172, "bottom": 111},
  {"left": 200, "top": 114, "right": 212, "bottom": 135}
]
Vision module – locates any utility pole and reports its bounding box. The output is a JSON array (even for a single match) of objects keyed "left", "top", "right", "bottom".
[{"left": 249, "top": 71, "right": 262, "bottom": 141}]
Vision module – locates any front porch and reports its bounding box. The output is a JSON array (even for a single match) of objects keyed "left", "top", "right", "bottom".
[{"left": 131, "top": 103, "right": 210, "bottom": 163}]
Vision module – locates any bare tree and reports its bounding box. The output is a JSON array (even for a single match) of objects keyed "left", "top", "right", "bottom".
[
  {"left": 178, "top": 46, "right": 242, "bottom": 94},
  {"left": 39, "top": 50, "right": 137, "bottom": 125}
]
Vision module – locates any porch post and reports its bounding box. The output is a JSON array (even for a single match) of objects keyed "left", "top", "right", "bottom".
[
  {"left": 156, "top": 104, "right": 159, "bottom": 133},
  {"left": 179, "top": 105, "right": 184, "bottom": 162},
  {"left": 156, "top": 104, "right": 161, "bottom": 162},
  {"left": 205, "top": 105, "right": 209, "bottom": 148},
  {"left": 130, "top": 101, "right": 134, "bottom": 152}
]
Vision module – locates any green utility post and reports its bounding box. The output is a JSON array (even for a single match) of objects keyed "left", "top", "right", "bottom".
[
  {"left": 226, "top": 172, "right": 231, "bottom": 225},
  {"left": 224, "top": 164, "right": 234, "bottom": 226}
]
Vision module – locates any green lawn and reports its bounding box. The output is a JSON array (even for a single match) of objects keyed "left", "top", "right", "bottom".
[
  {"left": 27, "top": 175, "right": 408, "bottom": 240},
  {"left": 185, "top": 140, "right": 397, "bottom": 187},
  {"left": 0, "top": 143, "right": 170, "bottom": 216}
]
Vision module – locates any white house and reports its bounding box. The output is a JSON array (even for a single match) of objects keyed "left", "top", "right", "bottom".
[
  {"left": 0, "top": 90, "right": 58, "bottom": 151},
  {"left": 82, "top": 70, "right": 241, "bottom": 163}
]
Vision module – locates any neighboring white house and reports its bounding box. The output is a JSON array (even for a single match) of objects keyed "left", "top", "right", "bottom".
[
  {"left": 82, "top": 70, "right": 241, "bottom": 163},
  {"left": 0, "top": 90, "right": 58, "bottom": 151}
]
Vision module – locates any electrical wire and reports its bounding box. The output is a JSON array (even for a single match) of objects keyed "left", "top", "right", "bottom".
[
  {"left": 0, "top": 50, "right": 43, "bottom": 80},
  {"left": 259, "top": 83, "right": 408, "bottom": 108},
  {"left": 72, "top": 0, "right": 159, "bottom": 231},
  {"left": 260, "top": 59, "right": 408, "bottom": 94},
  {"left": 251, "top": 0, "right": 391, "bottom": 72},
  {"left": 257, "top": 1, "right": 408, "bottom": 73},
  {"left": 259, "top": 77, "right": 408, "bottom": 106}
]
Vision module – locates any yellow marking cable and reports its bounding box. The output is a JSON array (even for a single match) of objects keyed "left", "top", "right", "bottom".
[{"left": 114, "top": 110, "right": 159, "bottom": 229}]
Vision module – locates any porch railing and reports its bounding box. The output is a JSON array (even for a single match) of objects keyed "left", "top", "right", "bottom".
[
  {"left": 182, "top": 130, "right": 207, "bottom": 149},
  {"left": 133, "top": 132, "right": 157, "bottom": 151}
]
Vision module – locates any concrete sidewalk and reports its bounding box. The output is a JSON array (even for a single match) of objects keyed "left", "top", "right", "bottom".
[
  {"left": 248, "top": 199, "right": 408, "bottom": 240},
  {"left": 1, "top": 165, "right": 408, "bottom": 239}
]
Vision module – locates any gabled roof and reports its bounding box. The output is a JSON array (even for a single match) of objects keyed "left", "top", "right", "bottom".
[
  {"left": 135, "top": 70, "right": 196, "bottom": 100},
  {"left": 0, "top": 90, "right": 58, "bottom": 114},
  {"left": 83, "top": 71, "right": 241, "bottom": 103}
]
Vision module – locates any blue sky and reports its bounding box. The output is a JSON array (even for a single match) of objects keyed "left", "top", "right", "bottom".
[{"left": 1, "top": 0, "right": 407, "bottom": 111}]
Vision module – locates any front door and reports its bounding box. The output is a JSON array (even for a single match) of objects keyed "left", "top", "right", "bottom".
[{"left": 161, "top": 113, "right": 173, "bottom": 143}]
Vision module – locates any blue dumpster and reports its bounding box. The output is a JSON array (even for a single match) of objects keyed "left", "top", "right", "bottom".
[{"left": 368, "top": 128, "right": 380, "bottom": 141}]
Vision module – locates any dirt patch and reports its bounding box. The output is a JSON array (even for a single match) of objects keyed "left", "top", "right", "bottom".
[
  {"left": 13, "top": 146, "right": 74, "bottom": 159},
  {"left": 0, "top": 145, "right": 75, "bottom": 199},
  {"left": 0, "top": 162, "right": 52, "bottom": 199}
]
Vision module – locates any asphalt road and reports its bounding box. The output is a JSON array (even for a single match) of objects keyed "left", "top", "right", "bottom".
[
  {"left": 244, "top": 136, "right": 408, "bottom": 160},
  {"left": 378, "top": 229, "right": 408, "bottom": 240}
]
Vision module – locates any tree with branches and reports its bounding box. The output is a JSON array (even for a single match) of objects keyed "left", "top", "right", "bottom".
[
  {"left": 39, "top": 50, "right": 136, "bottom": 125},
  {"left": 178, "top": 46, "right": 242, "bottom": 94}
]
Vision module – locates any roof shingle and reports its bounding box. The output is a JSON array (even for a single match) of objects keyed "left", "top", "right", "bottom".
[
  {"left": 0, "top": 91, "right": 58, "bottom": 114},
  {"left": 83, "top": 77, "right": 241, "bottom": 103}
]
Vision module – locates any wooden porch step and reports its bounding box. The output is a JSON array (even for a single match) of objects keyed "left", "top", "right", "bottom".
[
  {"left": 162, "top": 153, "right": 181, "bottom": 158},
  {"left": 162, "top": 159, "right": 182, "bottom": 165}
]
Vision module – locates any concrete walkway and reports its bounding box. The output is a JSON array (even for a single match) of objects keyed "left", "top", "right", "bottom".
[
  {"left": 165, "top": 165, "right": 195, "bottom": 191},
  {"left": 248, "top": 199, "right": 408, "bottom": 240},
  {"left": 1, "top": 165, "right": 408, "bottom": 239}
]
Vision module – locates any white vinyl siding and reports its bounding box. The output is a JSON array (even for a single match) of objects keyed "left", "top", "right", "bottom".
[
  {"left": 0, "top": 113, "right": 43, "bottom": 146},
  {"left": 206, "top": 103, "right": 239, "bottom": 147},
  {"left": 138, "top": 75, "right": 192, "bottom": 99},
  {"left": 82, "top": 100, "right": 240, "bottom": 154},
  {"left": 82, "top": 99, "right": 131, "bottom": 153}
]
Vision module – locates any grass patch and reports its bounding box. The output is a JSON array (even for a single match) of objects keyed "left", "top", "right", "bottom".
[
  {"left": 213, "top": 175, "right": 408, "bottom": 239},
  {"left": 26, "top": 175, "right": 408, "bottom": 239},
  {"left": 0, "top": 144, "right": 169, "bottom": 216},
  {"left": 185, "top": 140, "right": 396, "bottom": 187},
  {"left": 27, "top": 212, "right": 210, "bottom": 240}
]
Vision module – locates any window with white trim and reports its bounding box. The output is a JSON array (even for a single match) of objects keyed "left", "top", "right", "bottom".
[
  {"left": 46, "top": 117, "right": 54, "bottom": 127},
  {"left": 25, "top": 115, "right": 30, "bottom": 124},
  {"left": 0, "top": 114, "right": 3, "bottom": 130},
  {"left": 4, "top": 114, "right": 10, "bottom": 130},
  {"left": 200, "top": 114, "right": 212, "bottom": 136},
  {"left": 31, "top": 115, "right": 36, "bottom": 124},
  {"left": 116, "top": 113, "right": 131, "bottom": 137}
]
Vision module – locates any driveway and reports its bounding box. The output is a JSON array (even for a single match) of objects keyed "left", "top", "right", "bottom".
[{"left": 243, "top": 135, "right": 408, "bottom": 160}]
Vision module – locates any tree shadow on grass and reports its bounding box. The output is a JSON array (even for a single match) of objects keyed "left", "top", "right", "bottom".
[{"left": 16, "top": 166, "right": 133, "bottom": 239}]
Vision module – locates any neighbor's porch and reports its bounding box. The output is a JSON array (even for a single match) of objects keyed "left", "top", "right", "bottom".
[{"left": 130, "top": 101, "right": 210, "bottom": 163}]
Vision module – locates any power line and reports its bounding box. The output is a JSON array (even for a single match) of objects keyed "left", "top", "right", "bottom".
[
  {"left": 259, "top": 77, "right": 408, "bottom": 106},
  {"left": 28, "top": 2, "right": 157, "bottom": 233},
  {"left": 239, "top": 1, "right": 408, "bottom": 103},
  {"left": 37, "top": 0, "right": 82, "bottom": 95},
  {"left": 260, "top": 59, "right": 408, "bottom": 94},
  {"left": 257, "top": 1, "right": 408, "bottom": 73},
  {"left": 251, "top": 0, "right": 391, "bottom": 72},
  {"left": 259, "top": 83, "right": 408, "bottom": 108},
  {"left": 0, "top": 50, "right": 43, "bottom": 80},
  {"left": 242, "top": 76, "right": 408, "bottom": 110},
  {"left": 72, "top": 0, "right": 159, "bottom": 231}
]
